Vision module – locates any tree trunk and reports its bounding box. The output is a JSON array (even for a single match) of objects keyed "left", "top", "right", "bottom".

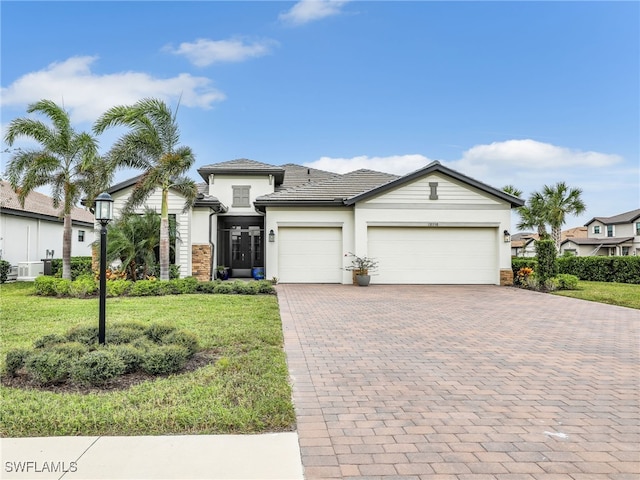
[
  {"left": 62, "top": 214, "right": 72, "bottom": 280},
  {"left": 159, "top": 188, "right": 170, "bottom": 281},
  {"left": 551, "top": 225, "right": 561, "bottom": 252}
]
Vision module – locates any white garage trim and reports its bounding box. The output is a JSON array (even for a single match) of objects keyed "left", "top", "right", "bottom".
[
  {"left": 368, "top": 226, "right": 498, "bottom": 284},
  {"left": 278, "top": 226, "right": 343, "bottom": 283}
]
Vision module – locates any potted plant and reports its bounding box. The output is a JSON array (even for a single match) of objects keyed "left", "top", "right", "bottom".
[
  {"left": 344, "top": 253, "right": 379, "bottom": 286},
  {"left": 216, "top": 265, "right": 230, "bottom": 280}
]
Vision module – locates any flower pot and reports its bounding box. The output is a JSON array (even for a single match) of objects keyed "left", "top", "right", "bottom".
[{"left": 356, "top": 274, "right": 371, "bottom": 287}]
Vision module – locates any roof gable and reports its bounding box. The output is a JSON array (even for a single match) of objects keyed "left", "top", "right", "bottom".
[
  {"left": 585, "top": 208, "right": 640, "bottom": 226},
  {"left": 197, "top": 158, "right": 285, "bottom": 183},
  {"left": 344, "top": 161, "right": 524, "bottom": 207}
]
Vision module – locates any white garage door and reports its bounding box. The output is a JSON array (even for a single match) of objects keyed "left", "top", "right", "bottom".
[
  {"left": 278, "top": 227, "right": 342, "bottom": 283},
  {"left": 368, "top": 227, "right": 497, "bottom": 284}
]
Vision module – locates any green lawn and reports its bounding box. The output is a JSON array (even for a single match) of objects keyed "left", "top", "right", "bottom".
[
  {"left": 0, "top": 282, "right": 296, "bottom": 437},
  {"left": 552, "top": 280, "right": 640, "bottom": 309}
]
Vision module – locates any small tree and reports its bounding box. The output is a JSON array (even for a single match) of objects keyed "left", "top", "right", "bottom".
[{"left": 535, "top": 238, "right": 557, "bottom": 288}]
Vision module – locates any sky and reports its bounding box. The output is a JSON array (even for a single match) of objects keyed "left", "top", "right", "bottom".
[{"left": 1, "top": 0, "right": 638, "bottom": 230}]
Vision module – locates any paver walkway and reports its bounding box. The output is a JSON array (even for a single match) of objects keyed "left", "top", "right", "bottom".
[{"left": 277, "top": 284, "right": 639, "bottom": 480}]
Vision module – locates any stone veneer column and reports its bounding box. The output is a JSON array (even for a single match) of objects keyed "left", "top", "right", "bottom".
[
  {"left": 500, "top": 268, "right": 514, "bottom": 286},
  {"left": 191, "top": 244, "right": 212, "bottom": 281}
]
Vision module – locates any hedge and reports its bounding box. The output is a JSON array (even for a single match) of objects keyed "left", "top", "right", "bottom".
[
  {"left": 52, "top": 257, "right": 93, "bottom": 279},
  {"left": 513, "top": 256, "right": 640, "bottom": 284}
]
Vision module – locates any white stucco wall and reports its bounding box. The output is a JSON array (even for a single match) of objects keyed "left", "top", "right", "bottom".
[
  {"left": 0, "top": 214, "right": 94, "bottom": 266},
  {"left": 208, "top": 176, "right": 274, "bottom": 216}
]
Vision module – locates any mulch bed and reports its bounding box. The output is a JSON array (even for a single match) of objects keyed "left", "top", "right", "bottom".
[{"left": 1, "top": 350, "right": 219, "bottom": 395}]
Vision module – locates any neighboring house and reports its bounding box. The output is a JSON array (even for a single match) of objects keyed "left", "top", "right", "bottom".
[
  {"left": 108, "top": 159, "right": 523, "bottom": 285},
  {"left": 560, "top": 209, "right": 640, "bottom": 256},
  {"left": 512, "top": 227, "right": 588, "bottom": 257},
  {"left": 0, "top": 181, "right": 96, "bottom": 276}
]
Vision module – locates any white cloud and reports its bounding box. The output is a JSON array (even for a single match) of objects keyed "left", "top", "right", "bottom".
[
  {"left": 304, "top": 154, "right": 434, "bottom": 175},
  {"left": 454, "top": 139, "right": 622, "bottom": 171},
  {"left": 0, "top": 56, "right": 225, "bottom": 124},
  {"left": 165, "top": 38, "right": 277, "bottom": 67},
  {"left": 279, "top": 0, "right": 350, "bottom": 26}
]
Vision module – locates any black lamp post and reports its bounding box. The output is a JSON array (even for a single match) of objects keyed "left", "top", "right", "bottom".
[{"left": 95, "top": 193, "right": 113, "bottom": 345}]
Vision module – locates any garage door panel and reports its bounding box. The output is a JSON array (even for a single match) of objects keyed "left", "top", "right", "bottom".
[
  {"left": 368, "top": 227, "right": 497, "bottom": 284},
  {"left": 279, "top": 227, "right": 342, "bottom": 283}
]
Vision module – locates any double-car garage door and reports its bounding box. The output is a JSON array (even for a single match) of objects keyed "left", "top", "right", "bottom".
[{"left": 277, "top": 226, "right": 498, "bottom": 284}]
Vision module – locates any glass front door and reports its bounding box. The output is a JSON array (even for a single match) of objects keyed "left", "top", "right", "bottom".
[{"left": 218, "top": 217, "right": 264, "bottom": 277}]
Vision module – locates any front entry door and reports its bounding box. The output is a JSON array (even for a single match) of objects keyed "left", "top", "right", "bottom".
[{"left": 218, "top": 217, "right": 264, "bottom": 278}]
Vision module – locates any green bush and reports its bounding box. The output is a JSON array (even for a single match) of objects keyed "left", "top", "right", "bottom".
[
  {"left": 535, "top": 239, "right": 557, "bottom": 285},
  {"left": 33, "top": 333, "right": 66, "bottom": 349},
  {"left": 162, "top": 330, "right": 199, "bottom": 356},
  {"left": 66, "top": 325, "right": 99, "bottom": 346},
  {"left": 109, "top": 345, "right": 143, "bottom": 374},
  {"left": 214, "top": 282, "right": 235, "bottom": 294},
  {"left": 70, "top": 275, "right": 98, "bottom": 297},
  {"left": 4, "top": 348, "right": 31, "bottom": 376},
  {"left": 52, "top": 342, "right": 89, "bottom": 359},
  {"left": 145, "top": 323, "right": 178, "bottom": 343},
  {"left": 555, "top": 273, "right": 579, "bottom": 290},
  {"left": 34, "top": 276, "right": 58, "bottom": 296},
  {"left": 106, "top": 325, "right": 146, "bottom": 345},
  {"left": 106, "top": 279, "right": 131, "bottom": 297},
  {"left": 197, "top": 281, "right": 219, "bottom": 294},
  {"left": 25, "top": 351, "right": 70, "bottom": 385},
  {"left": 52, "top": 257, "right": 93, "bottom": 280},
  {"left": 557, "top": 256, "right": 640, "bottom": 284},
  {"left": 129, "top": 280, "right": 164, "bottom": 296},
  {"left": 150, "top": 264, "right": 181, "bottom": 280},
  {"left": 141, "top": 345, "right": 189, "bottom": 375},
  {"left": 70, "top": 350, "right": 126, "bottom": 386},
  {"left": 0, "top": 259, "right": 11, "bottom": 284},
  {"left": 511, "top": 257, "right": 537, "bottom": 280},
  {"left": 54, "top": 278, "right": 72, "bottom": 296}
]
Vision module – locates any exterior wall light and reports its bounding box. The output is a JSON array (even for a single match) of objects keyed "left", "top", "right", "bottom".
[
  {"left": 268, "top": 229, "right": 275, "bottom": 242},
  {"left": 503, "top": 230, "right": 511, "bottom": 243},
  {"left": 94, "top": 192, "right": 114, "bottom": 345}
]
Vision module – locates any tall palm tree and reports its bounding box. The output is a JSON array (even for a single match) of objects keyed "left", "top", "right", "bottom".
[
  {"left": 4, "top": 99, "right": 109, "bottom": 279},
  {"left": 93, "top": 98, "right": 197, "bottom": 280},
  {"left": 503, "top": 185, "right": 548, "bottom": 237},
  {"left": 540, "top": 181, "right": 586, "bottom": 251}
]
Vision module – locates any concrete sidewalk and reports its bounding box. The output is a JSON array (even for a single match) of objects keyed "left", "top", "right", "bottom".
[{"left": 0, "top": 433, "right": 304, "bottom": 480}]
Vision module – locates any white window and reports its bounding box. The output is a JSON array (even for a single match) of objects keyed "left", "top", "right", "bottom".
[
  {"left": 607, "top": 225, "right": 614, "bottom": 238},
  {"left": 232, "top": 186, "right": 251, "bottom": 207},
  {"left": 78, "top": 230, "right": 85, "bottom": 242}
]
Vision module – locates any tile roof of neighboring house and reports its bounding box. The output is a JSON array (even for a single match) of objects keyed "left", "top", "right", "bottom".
[
  {"left": 0, "top": 180, "right": 95, "bottom": 225},
  {"left": 255, "top": 169, "right": 399, "bottom": 208},
  {"left": 561, "top": 236, "right": 635, "bottom": 246},
  {"left": 561, "top": 227, "right": 588, "bottom": 240},
  {"left": 585, "top": 208, "right": 640, "bottom": 226}
]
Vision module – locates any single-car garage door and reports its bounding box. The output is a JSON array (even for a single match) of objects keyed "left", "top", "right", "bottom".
[
  {"left": 368, "top": 227, "right": 498, "bottom": 284},
  {"left": 278, "top": 227, "right": 342, "bottom": 283}
]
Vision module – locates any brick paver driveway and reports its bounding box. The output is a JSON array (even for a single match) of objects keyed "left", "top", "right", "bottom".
[{"left": 277, "top": 285, "right": 639, "bottom": 480}]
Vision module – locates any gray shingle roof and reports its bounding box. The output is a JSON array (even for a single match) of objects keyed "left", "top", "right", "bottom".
[
  {"left": 562, "top": 236, "right": 635, "bottom": 246},
  {"left": 0, "top": 180, "right": 95, "bottom": 224},
  {"left": 586, "top": 208, "right": 640, "bottom": 226}
]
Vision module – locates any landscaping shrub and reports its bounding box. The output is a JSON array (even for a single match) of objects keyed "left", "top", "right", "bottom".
[
  {"left": 106, "top": 325, "right": 146, "bottom": 345},
  {"left": 109, "top": 345, "right": 143, "bottom": 373},
  {"left": 51, "top": 342, "right": 89, "bottom": 359},
  {"left": 33, "top": 333, "right": 66, "bottom": 349},
  {"left": 24, "top": 351, "right": 70, "bottom": 385},
  {"left": 52, "top": 257, "right": 93, "bottom": 279},
  {"left": 557, "top": 256, "right": 640, "bottom": 284},
  {"left": 197, "top": 281, "right": 219, "bottom": 293},
  {"left": 4, "top": 348, "right": 30, "bottom": 377},
  {"left": 214, "top": 282, "right": 235, "bottom": 294},
  {"left": 70, "top": 275, "right": 98, "bottom": 297},
  {"left": 555, "top": 273, "right": 579, "bottom": 290},
  {"left": 34, "top": 276, "right": 58, "bottom": 296},
  {"left": 163, "top": 330, "right": 200, "bottom": 356},
  {"left": 129, "top": 279, "right": 164, "bottom": 296},
  {"left": 535, "top": 239, "right": 557, "bottom": 286},
  {"left": 54, "top": 278, "right": 72, "bottom": 297},
  {"left": 66, "top": 325, "right": 99, "bottom": 346},
  {"left": 70, "top": 350, "right": 126, "bottom": 386},
  {"left": 141, "top": 345, "right": 189, "bottom": 375},
  {"left": 145, "top": 323, "right": 177, "bottom": 343},
  {"left": 0, "top": 259, "right": 11, "bottom": 283},
  {"left": 106, "top": 279, "right": 131, "bottom": 297}
]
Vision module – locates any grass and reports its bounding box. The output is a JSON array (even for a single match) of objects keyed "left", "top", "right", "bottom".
[
  {"left": 0, "top": 282, "right": 296, "bottom": 437},
  {"left": 552, "top": 280, "right": 640, "bottom": 309}
]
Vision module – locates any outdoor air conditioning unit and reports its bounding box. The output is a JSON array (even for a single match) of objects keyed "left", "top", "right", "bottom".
[{"left": 17, "top": 261, "right": 44, "bottom": 281}]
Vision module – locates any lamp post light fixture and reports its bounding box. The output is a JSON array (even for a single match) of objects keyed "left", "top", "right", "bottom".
[
  {"left": 268, "top": 229, "right": 275, "bottom": 242},
  {"left": 503, "top": 230, "right": 511, "bottom": 243},
  {"left": 95, "top": 193, "right": 113, "bottom": 345}
]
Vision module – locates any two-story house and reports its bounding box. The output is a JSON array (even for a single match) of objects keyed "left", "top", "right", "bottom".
[
  {"left": 560, "top": 208, "right": 640, "bottom": 256},
  {"left": 107, "top": 158, "right": 524, "bottom": 285}
]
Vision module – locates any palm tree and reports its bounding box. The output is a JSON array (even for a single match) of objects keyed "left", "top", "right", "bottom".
[
  {"left": 540, "top": 182, "right": 586, "bottom": 251},
  {"left": 93, "top": 98, "right": 197, "bottom": 280},
  {"left": 4, "top": 99, "right": 109, "bottom": 279},
  {"left": 503, "top": 185, "right": 548, "bottom": 237}
]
